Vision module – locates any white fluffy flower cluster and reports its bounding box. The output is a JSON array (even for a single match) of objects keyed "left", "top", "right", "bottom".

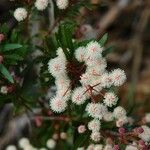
[
  {"left": 35, "top": 0, "right": 49, "bottom": 11},
  {"left": 48, "top": 48, "right": 70, "bottom": 113},
  {"left": 56, "top": 0, "right": 69, "bottom": 10},
  {"left": 14, "top": 8, "right": 27, "bottom": 22},
  {"left": 138, "top": 125, "right": 150, "bottom": 142},
  {"left": 48, "top": 41, "right": 127, "bottom": 141},
  {"left": 113, "top": 106, "right": 128, "bottom": 127}
]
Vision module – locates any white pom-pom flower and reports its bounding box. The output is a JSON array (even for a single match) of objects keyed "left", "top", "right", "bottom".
[
  {"left": 86, "top": 41, "right": 103, "bottom": 59},
  {"left": 145, "top": 113, "right": 150, "bottom": 123},
  {"left": 86, "top": 103, "right": 107, "bottom": 120},
  {"left": 113, "top": 106, "right": 126, "bottom": 119},
  {"left": 138, "top": 125, "right": 150, "bottom": 142},
  {"left": 18, "top": 137, "right": 30, "bottom": 148},
  {"left": 103, "top": 92, "right": 118, "bottom": 107},
  {"left": 80, "top": 72, "right": 92, "bottom": 86},
  {"left": 48, "top": 57, "right": 66, "bottom": 77},
  {"left": 88, "top": 119, "right": 101, "bottom": 132},
  {"left": 75, "top": 46, "right": 86, "bottom": 62},
  {"left": 77, "top": 147, "right": 84, "bottom": 150},
  {"left": 90, "top": 132, "right": 101, "bottom": 142},
  {"left": 103, "top": 144, "right": 113, "bottom": 150},
  {"left": 14, "top": 8, "right": 27, "bottom": 22},
  {"left": 56, "top": 0, "right": 69, "bottom": 9},
  {"left": 86, "top": 59, "right": 106, "bottom": 75},
  {"left": 103, "top": 112, "right": 114, "bottom": 122},
  {"left": 101, "top": 72, "right": 112, "bottom": 88},
  {"left": 111, "top": 68, "right": 126, "bottom": 86},
  {"left": 6, "top": 145, "right": 17, "bottom": 150},
  {"left": 94, "top": 144, "right": 103, "bottom": 150},
  {"left": 116, "top": 116, "right": 128, "bottom": 127},
  {"left": 46, "top": 139, "right": 56, "bottom": 149},
  {"left": 0, "top": 86, "right": 8, "bottom": 94},
  {"left": 87, "top": 144, "right": 95, "bottom": 150},
  {"left": 72, "top": 87, "right": 87, "bottom": 105},
  {"left": 35, "top": 0, "right": 49, "bottom": 11},
  {"left": 50, "top": 96, "right": 67, "bottom": 113}
]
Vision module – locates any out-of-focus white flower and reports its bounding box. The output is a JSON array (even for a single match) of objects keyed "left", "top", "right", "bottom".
[
  {"left": 18, "top": 137, "right": 30, "bottom": 148},
  {"left": 72, "top": 87, "right": 87, "bottom": 105},
  {"left": 87, "top": 144, "right": 95, "bottom": 150},
  {"left": 86, "top": 103, "right": 107, "bottom": 120},
  {"left": 6, "top": 145, "right": 17, "bottom": 150},
  {"left": 113, "top": 106, "right": 126, "bottom": 119},
  {"left": 35, "top": 0, "right": 49, "bottom": 10},
  {"left": 78, "top": 125, "right": 86, "bottom": 133},
  {"left": 90, "top": 132, "right": 101, "bottom": 142},
  {"left": 103, "top": 112, "right": 114, "bottom": 122},
  {"left": 60, "top": 132, "right": 67, "bottom": 139},
  {"left": 46, "top": 139, "right": 56, "bottom": 149},
  {"left": 56, "top": 0, "right": 69, "bottom": 9},
  {"left": 86, "top": 41, "right": 103, "bottom": 59},
  {"left": 103, "top": 144, "right": 113, "bottom": 150},
  {"left": 103, "top": 92, "right": 118, "bottom": 107},
  {"left": 50, "top": 96, "right": 67, "bottom": 113},
  {"left": 94, "top": 144, "right": 103, "bottom": 150},
  {"left": 0, "top": 86, "right": 8, "bottom": 94},
  {"left": 101, "top": 72, "right": 112, "bottom": 88},
  {"left": 88, "top": 119, "right": 101, "bottom": 132},
  {"left": 75, "top": 46, "right": 86, "bottom": 62},
  {"left": 111, "top": 68, "right": 126, "bottom": 86},
  {"left": 116, "top": 116, "right": 128, "bottom": 127},
  {"left": 77, "top": 147, "right": 84, "bottom": 150},
  {"left": 23, "top": 144, "right": 36, "bottom": 150},
  {"left": 125, "top": 145, "right": 138, "bottom": 150},
  {"left": 39, "top": 148, "right": 47, "bottom": 150},
  {"left": 145, "top": 113, "right": 150, "bottom": 123},
  {"left": 14, "top": 8, "right": 27, "bottom": 22},
  {"left": 138, "top": 125, "right": 150, "bottom": 142}
]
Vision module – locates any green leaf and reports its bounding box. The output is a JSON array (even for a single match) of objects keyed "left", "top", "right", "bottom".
[
  {"left": 103, "top": 45, "right": 114, "bottom": 56},
  {"left": 4, "top": 54, "right": 23, "bottom": 61},
  {"left": 3, "top": 44, "right": 22, "bottom": 51},
  {"left": 99, "top": 33, "right": 108, "bottom": 46},
  {"left": 0, "top": 64, "right": 14, "bottom": 83}
]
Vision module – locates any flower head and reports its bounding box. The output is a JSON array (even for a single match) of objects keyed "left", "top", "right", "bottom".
[
  {"left": 14, "top": 8, "right": 27, "bottom": 22},
  {"left": 48, "top": 57, "right": 66, "bottom": 77},
  {"left": 6, "top": 145, "right": 17, "bottom": 150},
  {"left": 50, "top": 96, "right": 67, "bottom": 113},
  {"left": 72, "top": 87, "right": 88, "bottom": 105},
  {"left": 113, "top": 106, "right": 126, "bottom": 119},
  {"left": 56, "top": 0, "right": 69, "bottom": 9},
  {"left": 138, "top": 125, "right": 150, "bottom": 142},
  {"left": 35, "top": 0, "right": 49, "bottom": 10},
  {"left": 103, "top": 92, "right": 118, "bottom": 107},
  {"left": 90, "top": 131, "right": 101, "bottom": 142},
  {"left": 46, "top": 139, "right": 56, "bottom": 149},
  {"left": 86, "top": 103, "right": 107, "bottom": 120},
  {"left": 88, "top": 119, "right": 101, "bottom": 132},
  {"left": 111, "top": 69, "right": 126, "bottom": 86},
  {"left": 75, "top": 46, "right": 86, "bottom": 62}
]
